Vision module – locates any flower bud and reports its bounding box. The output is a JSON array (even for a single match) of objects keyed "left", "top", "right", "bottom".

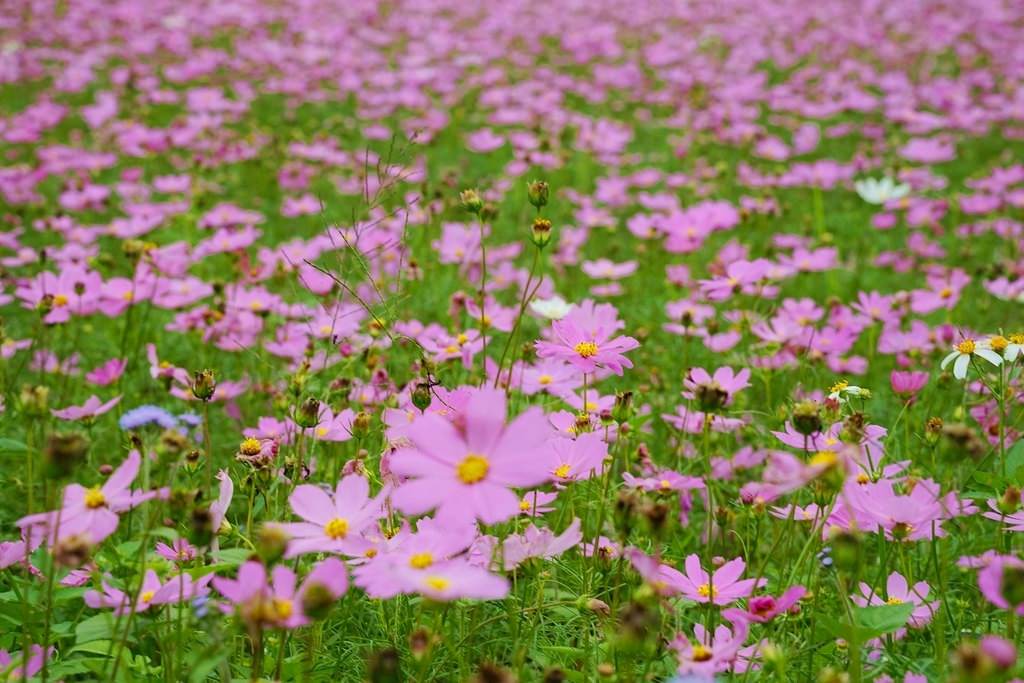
[
  {"left": 527, "top": 180, "right": 549, "bottom": 208},
  {"left": 19, "top": 384, "right": 50, "bottom": 417},
  {"left": 612, "top": 391, "right": 634, "bottom": 424},
  {"left": 257, "top": 524, "right": 289, "bottom": 565},
  {"left": 53, "top": 533, "right": 93, "bottom": 569},
  {"left": 460, "top": 189, "right": 484, "bottom": 214},
  {"left": 530, "top": 217, "right": 553, "bottom": 249},
  {"left": 999, "top": 485, "right": 1021, "bottom": 514},
  {"left": 367, "top": 647, "right": 402, "bottom": 683},
  {"left": 44, "top": 432, "right": 89, "bottom": 478},
  {"left": 791, "top": 400, "right": 822, "bottom": 436},
  {"left": 352, "top": 411, "right": 373, "bottom": 439},
  {"left": 300, "top": 581, "right": 336, "bottom": 620},
  {"left": 295, "top": 397, "right": 321, "bottom": 429},
  {"left": 411, "top": 383, "right": 432, "bottom": 412},
  {"left": 191, "top": 369, "right": 217, "bottom": 402}
]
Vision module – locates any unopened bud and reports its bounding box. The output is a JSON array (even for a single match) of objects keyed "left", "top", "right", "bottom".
[
  {"left": 527, "top": 180, "right": 549, "bottom": 208},
  {"left": 460, "top": 189, "right": 484, "bottom": 214},
  {"left": 191, "top": 369, "right": 217, "bottom": 401},
  {"left": 530, "top": 217, "right": 553, "bottom": 249}
]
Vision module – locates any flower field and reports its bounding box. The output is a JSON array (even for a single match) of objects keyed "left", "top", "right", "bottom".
[{"left": 0, "top": 0, "right": 1023, "bottom": 680}]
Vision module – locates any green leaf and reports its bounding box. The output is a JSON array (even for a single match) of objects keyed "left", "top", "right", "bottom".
[
  {"left": 854, "top": 603, "right": 915, "bottom": 634},
  {"left": 69, "top": 640, "right": 114, "bottom": 656},
  {"left": 0, "top": 438, "right": 28, "bottom": 454},
  {"left": 75, "top": 613, "right": 115, "bottom": 644}
]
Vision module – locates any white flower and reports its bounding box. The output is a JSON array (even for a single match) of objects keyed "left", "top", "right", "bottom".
[
  {"left": 827, "top": 380, "right": 869, "bottom": 403},
  {"left": 854, "top": 177, "right": 910, "bottom": 205},
  {"left": 989, "top": 334, "right": 1024, "bottom": 362},
  {"left": 940, "top": 338, "right": 1002, "bottom": 380},
  {"left": 530, "top": 296, "right": 574, "bottom": 320}
]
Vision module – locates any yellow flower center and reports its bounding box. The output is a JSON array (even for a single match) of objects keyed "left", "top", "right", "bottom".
[
  {"left": 409, "top": 552, "right": 434, "bottom": 569},
  {"left": 456, "top": 454, "right": 489, "bottom": 484},
  {"left": 553, "top": 463, "right": 572, "bottom": 479},
  {"left": 659, "top": 479, "right": 672, "bottom": 490},
  {"left": 273, "top": 598, "right": 293, "bottom": 619},
  {"left": 444, "top": 344, "right": 458, "bottom": 354},
  {"left": 697, "top": 584, "right": 719, "bottom": 599},
  {"left": 829, "top": 380, "right": 849, "bottom": 394},
  {"left": 365, "top": 548, "right": 378, "bottom": 558},
  {"left": 886, "top": 597, "right": 903, "bottom": 605},
  {"left": 574, "top": 341, "right": 599, "bottom": 358},
  {"left": 456, "top": 333, "right": 469, "bottom": 345},
  {"left": 140, "top": 590, "right": 155, "bottom": 603},
  {"left": 939, "top": 287, "right": 953, "bottom": 299},
  {"left": 810, "top": 452, "right": 838, "bottom": 469},
  {"left": 519, "top": 499, "right": 532, "bottom": 511},
  {"left": 957, "top": 339, "right": 975, "bottom": 354},
  {"left": 249, "top": 300, "right": 264, "bottom": 311},
  {"left": 84, "top": 487, "right": 106, "bottom": 509},
  {"left": 538, "top": 374, "right": 553, "bottom": 385},
  {"left": 53, "top": 294, "right": 69, "bottom": 307},
  {"left": 425, "top": 576, "right": 450, "bottom": 592},
  {"left": 316, "top": 427, "right": 328, "bottom": 437},
  {"left": 122, "top": 291, "right": 134, "bottom": 302},
  {"left": 324, "top": 517, "right": 349, "bottom": 539},
  {"left": 691, "top": 644, "right": 713, "bottom": 662},
  {"left": 990, "top": 335, "right": 1008, "bottom": 352},
  {"left": 1010, "top": 333, "right": 1024, "bottom": 345},
  {"left": 239, "top": 438, "right": 262, "bottom": 456}
]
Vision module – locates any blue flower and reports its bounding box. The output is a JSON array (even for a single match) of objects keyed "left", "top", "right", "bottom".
[{"left": 119, "top": 405, "right": 180, "bottom": 431}]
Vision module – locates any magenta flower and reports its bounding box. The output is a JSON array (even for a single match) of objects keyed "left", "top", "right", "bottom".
[
  {"left": 535, "top": 304, "right": 639, "bottom": 375},
  {"left": 542, "top": 432, "right": 608, "bottom": 483},
  {"left": 156, "top": 539, "right": 198, "bottom": 564},
  {"left": 851, "top": 572, "right": 938, "bottom": 629},
  {"left": 670, "top": 617, "right": 750, "bottom": 678},
  {"left": 213, "top": 559, "right": 348, "bottom": 629},
  {"left": 51, "top": 394, "right": 121, "bottom": 420},
  {"left": 85, "top": 570, "right": 212, "bottom": 615},
  {"left": 682, "top": 366, "right": 751, "bottom": 408},
  {"left": 724, "top": 586, "right": 806, "bottom": 624},
  {"left": 501, "top": 518, "right": 582, "bottom": 569},
  {"left": 0, "top": 645, "right": 54, "bottom": 680},
  {"left": 890, "top": 370, "right": 928, "bottom": 397},
  {"left": 18, "top": 450, "right": 164, "bottom": 544},
  {"left": 85, "top": 358, "right": 127, "bottom": 386},
  {"left": 275, "top": 474, "right": 385, "bottom": 558},
  {"left": 390, "top": 388, "right": 551, "bottom": 525},
  {"left": 674, "top": 555, "right": 766, "bottom": 605},
  {"left": 978, "top": 555, "right": 1024, "bottom": 615}
]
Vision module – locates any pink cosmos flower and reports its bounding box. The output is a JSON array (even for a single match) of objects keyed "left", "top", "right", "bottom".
[
  {"left": 682, "top": 366, "right": 751, "bottom": 408},
  {"left": 275, "top": 474, "right": 386, "bottom": 558},
  {"left": 725, "top": 586, "right": 806, "bottom": 623},
  {"left": 210, "top": 469, "right": 234, "bottom": 533},
  {"left": 627, "top": 550, "right": 765, "bottom": 604},
  {"left": 501, "top": 518, "right": 582, "bottom": 569},
  {"left": 18, "top": 450, "right": 164, "bottom": 544},
  {"left": 852, "top": 572, "right": 938, "bottom": 629},
  {"left": 85, "top": 570, "right": 212, "bottom": 615},
  {"left": 535, "top": 306, "right": 639, "bottom": 375},
  {"left": 51, "top": 394, "right": 122, "bottom": 421},
  {"left": 890, "top": 370, "right": 928, "bottom": 397},
  {"left": 542, "top": 432, "right": 608, "bottom": 484},
  {"left": 85, "top": 358, "right": 127, "bottom": 386},
  {"left": 0, "top": 645, "right": 54, "bottom": 680},
  {"left": 213, "top": 559, "right": 348, "bottom": 629},
  {"left": 390, "top": 388, "right": 551, "bottom": 525},
  {"left": 517, "top": 491, "right": 558, "bottom": 517},
  {"left": 670, "top": 618, "right": 750, "bottom": 678},
  {"left": 156, "top": 539, "right": 197, "bottom": 564},
  {"left": 978, "top": 556, "right": 1024, "bottom": 615}
]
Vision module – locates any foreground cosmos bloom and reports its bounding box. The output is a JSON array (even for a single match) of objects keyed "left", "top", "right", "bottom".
[
  {"left": 627, "top": 550, "right": 766, "bottom": 605},
  {"left": 213, "top": 559, "right": 348, "bottom": 629},
  {"left": 390, "top": 388, "right": 551, "bottom": 525},
  {"left": 535, "top": 301, "right": 639, "bottom": 375},
  {"left": 940, "top": 337, "right": 1001, "bottom": 379},
  {"left": 851, "top": 572, "right": 938, "bottom": 629},
  {"left": 275, "top": 474, "right": 386, "bottom": 558},
  {"left": 18, "top": 450, "right": 164, "bottom": 544}
]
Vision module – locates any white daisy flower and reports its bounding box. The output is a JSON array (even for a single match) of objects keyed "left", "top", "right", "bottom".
[
  {"left": 530, "top": 296, "right": 574, "bottom": 320},
  {"left": 853, "top": 177, "right": 911, "bottom": 205},
  {"left": 827, "top": 380, "right": 870, "bottom": 403},
  {"left": 941, "top": 338, "right": 1002, "bottom": 380}
]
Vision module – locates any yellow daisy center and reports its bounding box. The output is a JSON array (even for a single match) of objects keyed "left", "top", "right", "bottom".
[
  {"left": 990, "top": 335, "right": 1008, "bottom": 352},
  {"left": 829, "top": 380, "right": 849, "bottom": 394},
  {"left": 53, "top": 294, "right": 69, "bottom": 307},
  {"left": 140, "top": 590, "right": 155, "bottom": 603},
  {"left": 425, "top": 576, "right": 450, "bottom": 592},
  {"left": 574, "top": 341, "right": 599, "bottom": 358},
  {"left": 84, "top": 487, "right": 106, "bottom": 509},
  {"left": 519, "top": 499, "right": 532, "bottom": 511},
  {"left": 886, "top": 597, "right": 903, "bottom": 605},
  {"left": 691, "top": 644, "right": 713, "bottom": 662},
  {"left": 538, "top": 374, "right": 553, "bottom": 385},
  {"left": 324, "top": 517, "right": 349, "bottom": 539},
  {"left": 697, "top": 584, "right": 719, "bottom": 598},
  {"left": 456, "top": 454, "right": 489, "bottom": 484},
  {"left": 957, "top": 339, "right": 975, "bottom": 354},
  {"left": 273, "top": 598, "right": 293, "bottom": 619},
  {"left": 810, "top": 451, "right": 838, "bottom": 468},
  {"left": 409, "top": 552, "right": 434, "bottom": 569},
  {"left": 553, "top": 463, "right": 572, "bottom": 479},
  {"left": 239, "top": 438, "right": 262, "bottom": 456},
  {"left": 1010, "top": 333, "right": 1024, "bottom": 345}
]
